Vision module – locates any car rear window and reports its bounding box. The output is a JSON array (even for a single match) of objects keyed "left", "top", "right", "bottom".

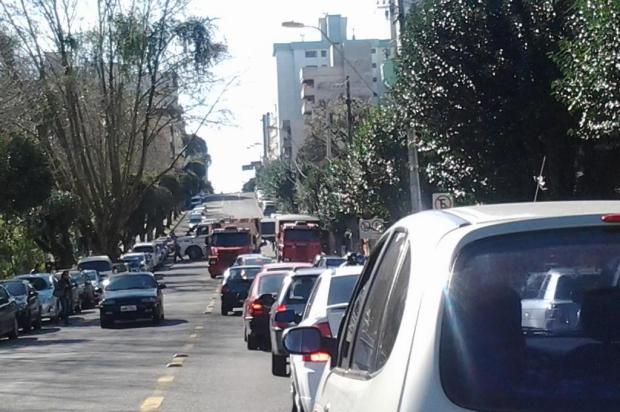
[
  {"left": 3, "top": 282, "right": 26, "bottom": 296},
  {"left": 78, "top": 260, "right": 112, "bottom": 272},
  {"left": 228, "top": 267, "right": 261, "bottom": 281},
  {"left": 23, "top": 277, "right": 50, "bottom": 291},
  {"left": 327, "top": 275, "right": 359, "bottom": 306},
  {"left": 440, "top": 227, "right": 620, "bottom": 411},
  {"left": 258, "top": 274, "right": 286, "bottom": 296},
  {"left": 284, "top": 276, "right": 318, "bottom": 304}
]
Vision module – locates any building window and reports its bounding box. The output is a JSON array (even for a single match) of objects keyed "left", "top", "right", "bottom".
[
  {"left": 305, "top": 95, "right": 315, "bottom": 103},
  {"left": 373, "top": 77, "right": 378, "bottom": 82},
  {"left": 371, "top": 48, "right": 376, "bottom": 54},
  {"left": 321, "top": 50, "right": 327, "bottom": 57},
  {"left": 303, "top": 79, "right": 315, "bottom": 87},
  {"left": 372, "top": 63, "right": 377, "bottom": 68},
  {"left": 305, "top": 50, "right": 317, "bottom": 58}
]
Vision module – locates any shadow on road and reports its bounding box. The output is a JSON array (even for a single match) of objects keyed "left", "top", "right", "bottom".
[
  {"left": 107, "top": 318, "right": 188, "bottom": 329},
  {"left": 2, "top": 337, "right": 89, "bottom": 348}
]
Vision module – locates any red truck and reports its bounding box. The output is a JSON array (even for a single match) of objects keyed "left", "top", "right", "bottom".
[
  {"left": 275, "top": 214, "right": 322, "bottom": 263},
  {"left": 208, "top": 226, "right": 257, "bottom": 278}
]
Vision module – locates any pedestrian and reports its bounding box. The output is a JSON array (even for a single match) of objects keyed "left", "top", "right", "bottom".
[
  {"left": 172, "top": 234, "right": 183, "bottom": 263},
  {"left": 57, "top": 271, "right": 74, "bottom": 325}
]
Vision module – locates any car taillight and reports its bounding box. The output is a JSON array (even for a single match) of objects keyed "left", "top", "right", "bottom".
[
  {"left": 315, "top": 321, "right": 332, "bottom": 338},
  {"left": 249, "top": 302, "right": 263, "bottom": 316},
  {"left": 276, "top": 303, "right": 287, "bottom": 312},
  {"left": 303, "top": 351, "right": 330, "bottom": 363}
]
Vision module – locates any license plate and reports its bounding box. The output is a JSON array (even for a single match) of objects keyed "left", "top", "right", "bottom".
[{"left": 120, "top": 305, "right": 137, "bottom": 312}]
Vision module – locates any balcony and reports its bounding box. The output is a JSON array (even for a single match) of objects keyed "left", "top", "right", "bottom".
[
  {"left": 301, "top": 82, "right": 315, "bottom": 99},
  {"left": 302, "top": 98, "right": 314, "bottom": 116}
]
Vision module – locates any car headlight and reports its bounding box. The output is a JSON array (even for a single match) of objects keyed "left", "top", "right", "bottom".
[{"left": 141, "top": 297, "right": 157, "bottom": 303}]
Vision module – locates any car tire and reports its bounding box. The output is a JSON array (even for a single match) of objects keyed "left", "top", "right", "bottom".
[
  {"left": 8, "top": 319, "right": 19, "bottom": 340},
  {"left": 247, "top": 333, "right": 260, "bottom": 350},
  {"left": 33, "top": 311, "right": 42, "bottom": 330},
  {"left": 271, "top": 353, "right": 288, "bottom": 377},
  {"left": 187, "top": 247, "right": 203, "bottom": 261},
  {"left": 220, "top": 305, "right": 229, "bottom": 316},
  {"left": 153, "top": 307, "right": 162, "bottom": 325},
  {"left": 100, "top": 315, "right": 113, "bottom": 329},
  {"left": 24, "top": 311, "right": 32, "bottom": 332}
]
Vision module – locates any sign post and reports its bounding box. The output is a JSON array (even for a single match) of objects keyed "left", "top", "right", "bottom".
[{"left": 432, "top": 193, "right": 454, "bottom": 210}]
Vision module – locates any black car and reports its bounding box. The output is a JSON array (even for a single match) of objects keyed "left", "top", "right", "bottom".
[
  {"left": 220, "top": 265, "right": 262, "bottom": 315},
  {"left": 99, "top": 273, "right": 166, "bottom": 328},
  {"left": 0, "top": 280, "right": 42, "bottom": 331},
  {"left": 0, "top": 285, "right": 19, "bottom": 340}
]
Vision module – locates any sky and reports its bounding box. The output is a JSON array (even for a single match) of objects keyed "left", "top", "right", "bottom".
[{"left": 187, "top": 0, "right": 392, "bottom": 193}]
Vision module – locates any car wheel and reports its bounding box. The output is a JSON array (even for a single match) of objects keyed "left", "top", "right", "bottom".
[
  {"left": 187, "top": 247, "right": 203, "bottom": 261},
  {"left": 33, "top": 311, "right": 42, "bottom": 330},
  {"left": 247, "top": 333, "right": 260, "bottom": 350},
  {"left": 100, "top": 315, "right": 113, "bottom": 329},
  {"left": 24, "top": 311, "right": 32, "bottom": 332},
  {"left": 220, "top": 305, "right": 229, "bottom": 316},
  {"left": 271, "top": 353, "right": 288, "bottom": 377},
  {"left": 153, "top": 307, "right": 162, "bottom": 325},
  {"left": 8, "top": 318, "right": 19, "bottom": 340}
]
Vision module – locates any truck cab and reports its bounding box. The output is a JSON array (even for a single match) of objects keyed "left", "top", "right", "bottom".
[
  {"left": 277, "top": 219, "right": 322, "bottom": 263},
  {"left": 176, "top": 221, "right": 220, "bottom": 261},
  {"left": 208, "top": 227, "right": 255, "bottom": 279}
]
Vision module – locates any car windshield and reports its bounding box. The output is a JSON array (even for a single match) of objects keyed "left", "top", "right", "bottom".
[
  {"left": 122, "top": 256, "right": 143, "bottom": 262},
  {"left": 84, "top": 272, "right": 98, "bottom": 281},
  {"left": 22, "top": 277, "right": 50, "bottom": 291},
  {"left": 244, "top": 257, "right": 273, "bottom": 266},
  {"left": 189, "top": 216, "right": 202, "bottom": 223},
  {"left": 106, "top": 275, "right": 157, "bottom": 291},
  {"left": 258, "top": 274, "right": 286, "bottom": 296},
  {"left": 132, "top": 246, "right": 153, "bottom": 253},
  {"left": 261, "top": 221, "right": 275, "bottom": 235},
  {"left": 211, "top": 232, "right": 250, "bottom": 247},
  {"left": 78, "top": 261, "right": 112, "bottom": 272},
  {"left": 2, "top": 282, "right": 27, "bottom": 296},
  {"left": 283, "top": 229, "right": 319, "bottom": 242},
  {"left": 441, "top": 227, "right": 620, "bottom": 411},
  {"left": 284, "top": 276, "right": 318, "bottom": 304},
  {"left": 70, "top": 273, "right": 83, "bottom": 282},
  {"left": 327, "top": 275, "right": 359, "bottom": 305},
  {"left": 228, "top": 267, "right": 261, "bottom": 282}
]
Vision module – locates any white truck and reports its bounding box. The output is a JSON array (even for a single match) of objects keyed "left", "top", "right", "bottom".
[{"left": 176, "top": 221, "right": 219, "bottom": 260}]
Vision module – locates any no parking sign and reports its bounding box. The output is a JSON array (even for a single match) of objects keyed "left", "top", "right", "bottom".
[{"left": 432, "top": 193, "right": 454, "bottom": 209}]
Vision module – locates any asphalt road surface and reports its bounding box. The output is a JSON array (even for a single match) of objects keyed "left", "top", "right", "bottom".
[
  {"left": 202, "top": 192, "right": 263, "bottom": 221},
  {"left": 0, "top": 208, "right": 289, "bottom": 412}
]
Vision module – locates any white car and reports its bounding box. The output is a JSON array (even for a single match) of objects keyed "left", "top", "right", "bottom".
[
  {"left": 121, "top": 252, "right": 151, "bottom": 272},
  {"left": 289, "top": 266, "right": 362, "bottom": 412},
  {"left": 187, "top": 213, "right": 205, "bottom": 230},
  {"left": 131, "top": 242, "right": 160, "bottom": 268},
  {"left": 77, "top": 255, "right": 114, "bottom": 277},
  {"left": 283, "top": 201, "right": 620, "bottom": 412}
]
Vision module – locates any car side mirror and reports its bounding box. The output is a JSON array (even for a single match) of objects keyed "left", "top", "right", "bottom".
[
  {"left": 158, "top": 283, "right": 167, "bottom": 289},
  {"left": 283, "top": 326, "right": 323, "bottom": 355},
  {"left": 256, "top": 293, "right": 276, "bottom": 306},
  {"left": 274, "top": 309, "right": 296, "bottom": 323},
  {"left": 30, "top": 290, "right": 38, "bottom": 297}
]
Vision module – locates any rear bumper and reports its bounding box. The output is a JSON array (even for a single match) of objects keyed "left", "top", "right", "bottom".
[
  {"left": 221, "top": 293, "right": 246, "bottom": 309},
  {"left": 247, "top": 315, "right": 270, "bottom": 337}
]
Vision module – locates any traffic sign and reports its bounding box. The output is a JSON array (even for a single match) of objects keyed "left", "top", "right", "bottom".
[
  {"left": 432, "top": 193, "right": 454, "bottom": 209},
  {"left": 359, "top": 217, "right": 385, "bottom": 239}
]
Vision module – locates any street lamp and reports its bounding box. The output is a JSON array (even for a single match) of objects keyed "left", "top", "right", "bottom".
[{"left": 281, "top": 21, "right": 305, "bottom": 29}]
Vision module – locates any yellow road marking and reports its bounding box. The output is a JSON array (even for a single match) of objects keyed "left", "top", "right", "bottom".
[
  {"left": 194, "top": 325, "right": 204, "bottom": 330},
  {"left": 140, "top": 396, "right": 164, "bottom": 412},
  {"left": 157, "top": 375, "right": 175, "bottom": 384},
  {"left": 182, "top": 343, "right": 194, "bottom": 351},
  {"left": 189, "top": 333, "right": 198, "bottom": 338}
]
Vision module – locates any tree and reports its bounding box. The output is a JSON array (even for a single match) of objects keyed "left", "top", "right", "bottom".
[
  {"left": 554, "top": 0, "right": 620, "bottom": 140},
  {"left": 242, "top": 177, "right": 256, "bottom": 193},
  {"left": 0, "top": 134, "right": 53, "bottom": 214},
  {"left": 0, "top": 0, "right": 226, "bottom": 256},
  {"left": 396, "top": 0, "right": 578, "bottom": 203},
  {"left": 0, "top": 217, "right": 45, "bottom": 278},
  {"left": 256, "top": 161, "right": 297, "bottom": 213}
]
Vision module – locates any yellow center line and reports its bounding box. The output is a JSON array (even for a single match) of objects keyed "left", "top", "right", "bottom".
[
  {"left": 157, "top": 375, "right": 175, "bottom": 384},
  {"left": 189, "top": 333, "right": 198, "bottom": 339},
  {"left": 140, "top": 396, "right": 164, "bottom": 412}
]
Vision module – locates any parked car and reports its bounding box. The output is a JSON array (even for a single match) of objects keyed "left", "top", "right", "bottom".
[
  {"left": 78, "top": 256, "right": 114, "bottom": 277},
  {"left": 243, "top": 270, "right": 290, "bottom": 350},
  {"left": 0, "top": 280, "right": 42, "bottom": 331},
  {"left": 121, "top": 252, "right": 151, "bottom": 272},
  {"left": 220, "top": 265, "right": 263, "bottom": 315},
  {"left": 15, "top": 274, "right": 60, "bottom": 323},
  {"left": 262, "top": 262, "right": 313, "bottom": 272},
  {"left": 270, "top": 268, "right": 322, "bottom": 376},
  {"left": 99, "top": 272, "right": 166, "bottom": 328},
  {"left": 287, "top": 266, "right": 361, "bottom": 412},
  {"left": 83, "top": 270, "right": 103, "bottom": 303},
  {"left": 283, "top": 201, "right": 620, "bottom": 412},
  {"left": 70, "top": 271, "right": 97, "bottom": 308},
  {"left": 0, "top": 285, "right": 19, "bottom": 340},
  {"left": 131, "top": 243, "right": 160, "bottom": 268},
  {"left": 187, "top": 213, "right": 204, "bottom": 230},
  {"left": 313, "top": 255, "right": 346, "bottom": 269},
  {"left": 234, "top": 254, "right": 273, "bottom": 267}
]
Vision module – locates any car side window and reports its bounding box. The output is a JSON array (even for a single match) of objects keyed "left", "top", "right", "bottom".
[
  {"left": 349, "top": 231, "right": 408, "bottom": 373},
  {"left": 0, "top": 287, "right": 9, "bottom": 302},
  {"left": 338, "top": 233, "right": 395, "bottom": 369},
  {"left": 303, "top": 277, "right": 322, "bottom": 320}
]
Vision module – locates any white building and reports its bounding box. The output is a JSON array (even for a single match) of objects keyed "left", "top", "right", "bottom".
[{"left": 273, "top": 15, "right": 391, "bottom": 160}]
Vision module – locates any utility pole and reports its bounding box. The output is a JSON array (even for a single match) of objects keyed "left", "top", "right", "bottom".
[
  {"left": 408, "top": 130, "right": 422, "bottom": 212},
  {"left": 345, "top": 76, "right": 353, "bottom": 144}
]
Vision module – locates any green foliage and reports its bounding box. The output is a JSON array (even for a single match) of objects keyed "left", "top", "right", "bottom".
[
  {"left": 554, "top": 0, "right": 620, "bottom": 139},
  {"left": 395, "top": 0, "right": 577, "bottom": 202},
  {"left": 0, "top": 217, "right": 45, "bottom": 278},
  {"left": 256, "top": 161, "right": 297, "bottom": 213},
  {"left": 242, "top": 177, "right": 256, "bottom": 193},
  {"left": 184, "top": 160, "right": 207, "bottom": 179},
  {"left": 0, "top": 134, "right": 53, "bottom": 214}
]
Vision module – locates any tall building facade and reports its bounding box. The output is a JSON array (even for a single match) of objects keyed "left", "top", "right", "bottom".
[{"left": 273, "top": 15, "right": 390, "bottom": 160}]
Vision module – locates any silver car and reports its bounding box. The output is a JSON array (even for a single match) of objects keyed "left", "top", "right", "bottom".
[{"left": 15, "top": 274, "right": 60, "bottom": 322}]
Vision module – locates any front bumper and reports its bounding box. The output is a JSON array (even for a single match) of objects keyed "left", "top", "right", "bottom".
[
  {"left": 100, "top": 302, "right": 157, "bottom": 321},
  {"left": 40, "top": 301, "right": 58, "bottom": 319}
]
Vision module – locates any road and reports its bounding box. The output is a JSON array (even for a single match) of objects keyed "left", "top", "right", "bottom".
[
  {"left": 202, "top": 192, "right": 263, "bottom": 221},
  {"left": 0, "top": 198, "right": 289, "bottom": 412}
]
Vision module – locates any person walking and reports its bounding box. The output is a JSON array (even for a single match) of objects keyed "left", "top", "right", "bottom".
[
  {"left": 57, "top": 271, "right": 74, "bottom": 326},
  {"left": 172, "top": 234, "right": 183, "bottom": 263}
]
